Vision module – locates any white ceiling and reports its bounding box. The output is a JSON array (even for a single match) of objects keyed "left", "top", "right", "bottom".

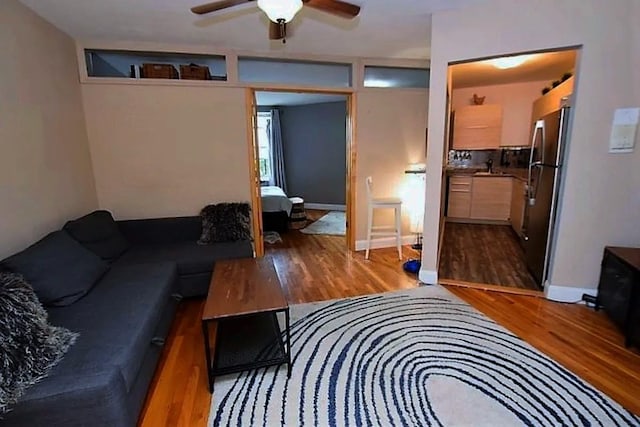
[
  {"left": 19, "top": 0, "right": 484, "bottom": 60},
  {"left": 256, "top": 91, "right": 346, "bottom": 106},
  {"left": 451, "top": 50, "right": 578, "bottom": 88}
]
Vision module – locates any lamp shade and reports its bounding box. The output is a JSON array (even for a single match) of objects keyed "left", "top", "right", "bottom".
[
  {"left": 257, "top": 0, "right": 303, "bottom": 23},
  {"left": 403, "top": 164, "right": 426, "bottom": 234}
]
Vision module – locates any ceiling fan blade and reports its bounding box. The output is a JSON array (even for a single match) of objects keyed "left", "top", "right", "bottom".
[
  {"left": 269, "top": 21, "right": 287, "bottom": 40},
  {"left": 303, "top": 0, "right": 360, "bottom": 18},
  {"left": 190, "top": 0, "right": 252, "bottom": 15}
]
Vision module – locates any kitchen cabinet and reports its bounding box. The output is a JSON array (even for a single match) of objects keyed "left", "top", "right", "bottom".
[
  {"left": 452, "top": 105, "right": 503, "bottom": 150},
  {"left": 447, "top": 176, "right": 472, "bottom": 218},
  {"left": 510, "top": 179, "right": 526, "bottom": 234},
  {"left": 531, "top": 77, "right": 574, "bottom": 122},
  {"left": 470, "top": 177, "right": 512, "bottom": 221}
]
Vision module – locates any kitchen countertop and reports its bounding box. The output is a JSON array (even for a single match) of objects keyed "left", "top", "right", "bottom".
[{"left": 445, "top": 166, "right": 528, "bottom": 182}]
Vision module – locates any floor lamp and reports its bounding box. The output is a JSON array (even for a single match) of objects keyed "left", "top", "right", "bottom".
[{"left": 403, "top": 163, "right": 426, "bottom": 273}]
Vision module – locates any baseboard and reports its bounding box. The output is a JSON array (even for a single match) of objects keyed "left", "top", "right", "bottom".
[
  {"left": 446, "top": 218, "right": 510, "bottom": 226},
  {"left": 355, "top": 235, "right": 415, "bottom": 251},
  {"left": 544, "top": 282, "right": 597, "bottom": 303},
  {"left": 418, "top": 269, "right": 438, "bottom": 285},
  {"left": 305, "top": 203, "right": 346, "bottom": 211}
]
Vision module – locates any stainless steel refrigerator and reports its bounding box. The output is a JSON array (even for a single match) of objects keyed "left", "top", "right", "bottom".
[{"left": 523, "top": 104, "right": 571, "bottom": 285}]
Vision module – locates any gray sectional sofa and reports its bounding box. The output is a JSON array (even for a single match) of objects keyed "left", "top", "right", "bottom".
[{"left": 0, "top": 211, "right": 253, "bottom": 426}]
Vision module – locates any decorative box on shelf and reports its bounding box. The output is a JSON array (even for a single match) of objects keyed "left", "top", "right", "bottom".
[
  {"left": 180, "top": 64, "right": 211, "bottom": 80},
  {"left": 140, "top": 63, "right": 179, "bottom": 79}
]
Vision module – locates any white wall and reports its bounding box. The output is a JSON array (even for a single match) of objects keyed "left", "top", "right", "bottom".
[
  {"left": 356, "top": 89, "right": 428, "bottom": 241},
  {"left": 81, "top": 85, "right": 251, "bottom": 219},
  {"left": 81, "top": 82, "right": 428, "bottom": 242},
  {"left": 0, "top": 0, "right": 97, "bottom": 258},
  {"left": 422, "top": 0, "right": 640, "bottom": 300},
  {"left": 452, "top": 81, "right": 548, "bottom": 147}
]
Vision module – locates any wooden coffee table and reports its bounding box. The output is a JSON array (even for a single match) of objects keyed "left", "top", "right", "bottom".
[{"left": 202, "top": 257, "right": 291, "bottom": 392}]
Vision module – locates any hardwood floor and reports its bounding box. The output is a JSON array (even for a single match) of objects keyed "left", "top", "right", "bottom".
[
  {"left": 139, "top": 219, "right": 640, "bottom": 426},
  {"left": 265, "top": 209, "right": 420, "bottom": 303},
  {"left": 439, "top": 222, "right": 539, "bottom": 290},
  {"left": 447, "top": 287, "right": 640, "bottom": 415}
]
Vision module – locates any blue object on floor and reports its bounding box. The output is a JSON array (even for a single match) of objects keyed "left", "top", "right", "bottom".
[{"left": 403, "top": 259, "right": 421, "bottom": 274}]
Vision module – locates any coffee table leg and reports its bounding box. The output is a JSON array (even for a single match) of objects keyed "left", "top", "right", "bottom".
[
  {"left": 202, "top": 321, "right": 214, "bottom": 393},
  {"left": 285, "top": 308, "right": 292, "bottom": 378}
]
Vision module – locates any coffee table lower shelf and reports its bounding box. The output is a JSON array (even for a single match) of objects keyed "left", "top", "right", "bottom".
[{"left": 202, "top": 309, "right": 291, "bottom": 392}]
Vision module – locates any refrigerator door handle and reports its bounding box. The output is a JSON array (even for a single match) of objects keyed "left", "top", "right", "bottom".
[{"left": 527, "top": 120, "right": 545, "bottom": 206}]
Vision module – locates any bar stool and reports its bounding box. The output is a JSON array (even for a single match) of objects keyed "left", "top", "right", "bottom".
[{"left": 365, "top": 176, "right": 402, "bottom": 260}]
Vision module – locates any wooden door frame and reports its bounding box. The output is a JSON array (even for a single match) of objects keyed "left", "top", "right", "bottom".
[{"left": 245, "top": 87, "right": 357, "bottom": 257}]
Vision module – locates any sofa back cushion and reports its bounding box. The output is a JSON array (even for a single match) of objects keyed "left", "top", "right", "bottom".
[
  {"left": 64, "top": 210, "right": 130, "bottom": 261},
  {"left": 0, "top": 272, "right": 78, "bottom": 413},
  {"left": 117, "top": 216, "right": 202, "bottom": 245},
  {"left": 1, "top": 231, "right": 109, "bottom": 306}
]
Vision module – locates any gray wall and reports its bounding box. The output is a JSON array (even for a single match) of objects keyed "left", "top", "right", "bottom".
[{"left": 279, "top": 101, "right": 347, "bottom": 205}]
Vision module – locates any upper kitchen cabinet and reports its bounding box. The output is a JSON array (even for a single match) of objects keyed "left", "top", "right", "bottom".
[
  {"left": 531, "top": 77, "right": 574, "bottom": 121},
  {"left": 452, "top": 104, "right": 503, "bottom": 150}
]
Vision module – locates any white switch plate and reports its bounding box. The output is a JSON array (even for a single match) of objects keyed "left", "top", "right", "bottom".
[{"left": 609, "top": 107, "right": 639, "bottom": 153}]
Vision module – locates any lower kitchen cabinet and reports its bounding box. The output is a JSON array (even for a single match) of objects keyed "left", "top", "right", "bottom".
[
  {"left": 447, "top": 176, "right": 472, "bottom": 218},
  {"left": 511, "top": 179, "right": 526, "bottom": 234},
  {"left": 447, "top": 175, "right": 513, "bottom": 222},
  {"left": 470, "top": 177, "right": 512, "bottom": 221}
]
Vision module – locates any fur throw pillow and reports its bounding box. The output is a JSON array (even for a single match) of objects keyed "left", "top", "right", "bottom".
[
  {"left": 0, "top": 273, "right": 78, "bottom": 413},
  {"left": 198, "top": 202, "right": 252, "bottom": 244}
]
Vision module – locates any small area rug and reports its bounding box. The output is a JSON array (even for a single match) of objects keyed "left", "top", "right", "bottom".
[
  {"left": 300, "top": 211, "right": 345, "bottom": 236},
  {"left": 209, "top": 286, "right": 638, "bottom": 426}
]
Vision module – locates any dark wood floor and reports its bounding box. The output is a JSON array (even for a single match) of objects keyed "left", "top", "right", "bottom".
[
  {"left": 138, "top": 218, "right": 640, "bottom": 426},
  {"left": 439, "top": 222, "right": 539, "bottom": 290}
]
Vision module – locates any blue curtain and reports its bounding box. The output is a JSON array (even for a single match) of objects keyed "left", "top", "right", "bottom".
[{"left": 268, "top": 109, "right": 288, "bottom": 193}]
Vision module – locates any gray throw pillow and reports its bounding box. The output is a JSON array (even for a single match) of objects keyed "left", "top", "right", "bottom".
[
  {"left": 2, "top": 231, "right": 109, "bottom": 306},
  {"left": 198, "top": 203, "right": 252, "bottom": 244},
  {"left": 63, "top": 210, "right": 130, "bottom": 262},
  {"left": 0, "top": 272, "right": 78, "bottom": 413}
]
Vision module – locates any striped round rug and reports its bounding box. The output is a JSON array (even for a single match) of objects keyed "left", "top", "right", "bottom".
[{"left": 209, "top": 286, "right": 639, "bottom": 426}]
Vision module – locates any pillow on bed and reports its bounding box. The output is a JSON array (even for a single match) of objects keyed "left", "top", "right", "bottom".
[{"left": 198, "top": 203, "right": 252, "bottom": 244}]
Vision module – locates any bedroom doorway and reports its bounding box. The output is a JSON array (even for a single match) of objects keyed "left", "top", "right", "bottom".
[{"left": 246, "top": 88, "right": 355, "bottom": 256}]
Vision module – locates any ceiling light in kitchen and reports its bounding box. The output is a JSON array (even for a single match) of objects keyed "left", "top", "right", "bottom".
[{"left": 487, "top": 54, "right": 535, "bottom": 69}]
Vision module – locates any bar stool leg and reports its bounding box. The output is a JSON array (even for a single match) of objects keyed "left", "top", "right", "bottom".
[
  {"left": 366, "top": 205, "right": 373, "bottom": 260},
  {"left": 395, "top": 205, "right": 402, "bottom": 260}
]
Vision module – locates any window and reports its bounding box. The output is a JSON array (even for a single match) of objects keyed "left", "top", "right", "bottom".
[
  {"left": 84, "top": 49, "right": 227, "bottom": 80},
  {"left": 256, "top": 112, "right": 272, "bottom": 182},
  {"left": 363, "top": 66, "right": 430, "bottom": 88},
  {"left": 238, "top": 57, "right": 352, "bottom": 87}
]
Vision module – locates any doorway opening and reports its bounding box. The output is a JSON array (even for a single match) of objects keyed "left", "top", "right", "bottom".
[
  {"left": 246, "top": 89, "right": 354, "bottom": 257},
  {"left": 437, "top": 47, "right": 580, "bottom": 294}
]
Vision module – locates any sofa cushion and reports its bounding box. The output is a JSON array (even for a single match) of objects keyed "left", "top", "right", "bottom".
[
  {"left": 2, "top": 262, "right": 177, "bottom": 426},
  {"left": 1, "top": 359, "right": 132, "bottom": 427},
  {"left": 0, "top": 273, "right": 78, "bottom": 413},
  {"left": 117, "top": 216, "right": 203, "bottom": 245},
  {"left": 64, "top": 210, "right": 130, "bottom": 262},
  {"left": 42, "top": 262, "right": 178, "bottom": 393},
  {"left": 116, "top": 241, "right": 253, "bottom": 276},
  {"left": 2, "top": 231, "right": 109, "bottom": 306},
  {"left": 198, "top": 203, "right": 252, "bottom": 244}
]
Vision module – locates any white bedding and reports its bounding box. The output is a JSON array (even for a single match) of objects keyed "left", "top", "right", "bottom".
[{"left": 261, "top": 186, "right": 293, "bottom": 215}]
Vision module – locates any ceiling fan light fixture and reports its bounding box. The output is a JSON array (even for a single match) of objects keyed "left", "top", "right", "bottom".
[{"left": 257, "top": 0, "right": 303, "bottom": 23}]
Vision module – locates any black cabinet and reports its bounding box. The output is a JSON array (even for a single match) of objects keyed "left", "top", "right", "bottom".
[{"left": 597, "top": 247, "right": 640, "bottom": 348}]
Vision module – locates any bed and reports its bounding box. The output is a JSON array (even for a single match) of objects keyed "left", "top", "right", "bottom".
[{"left": 261, "top": 186, "right": 293, "bottom": 232}]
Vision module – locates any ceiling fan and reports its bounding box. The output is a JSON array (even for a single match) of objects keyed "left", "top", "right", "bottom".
[{"left": 190, "top": 0, "right": 361, "bottom": 43}]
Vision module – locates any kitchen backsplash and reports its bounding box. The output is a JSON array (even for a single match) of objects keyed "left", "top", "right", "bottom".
[{"left": 448, "top": 148, "right": 532, "bottom": 169}]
